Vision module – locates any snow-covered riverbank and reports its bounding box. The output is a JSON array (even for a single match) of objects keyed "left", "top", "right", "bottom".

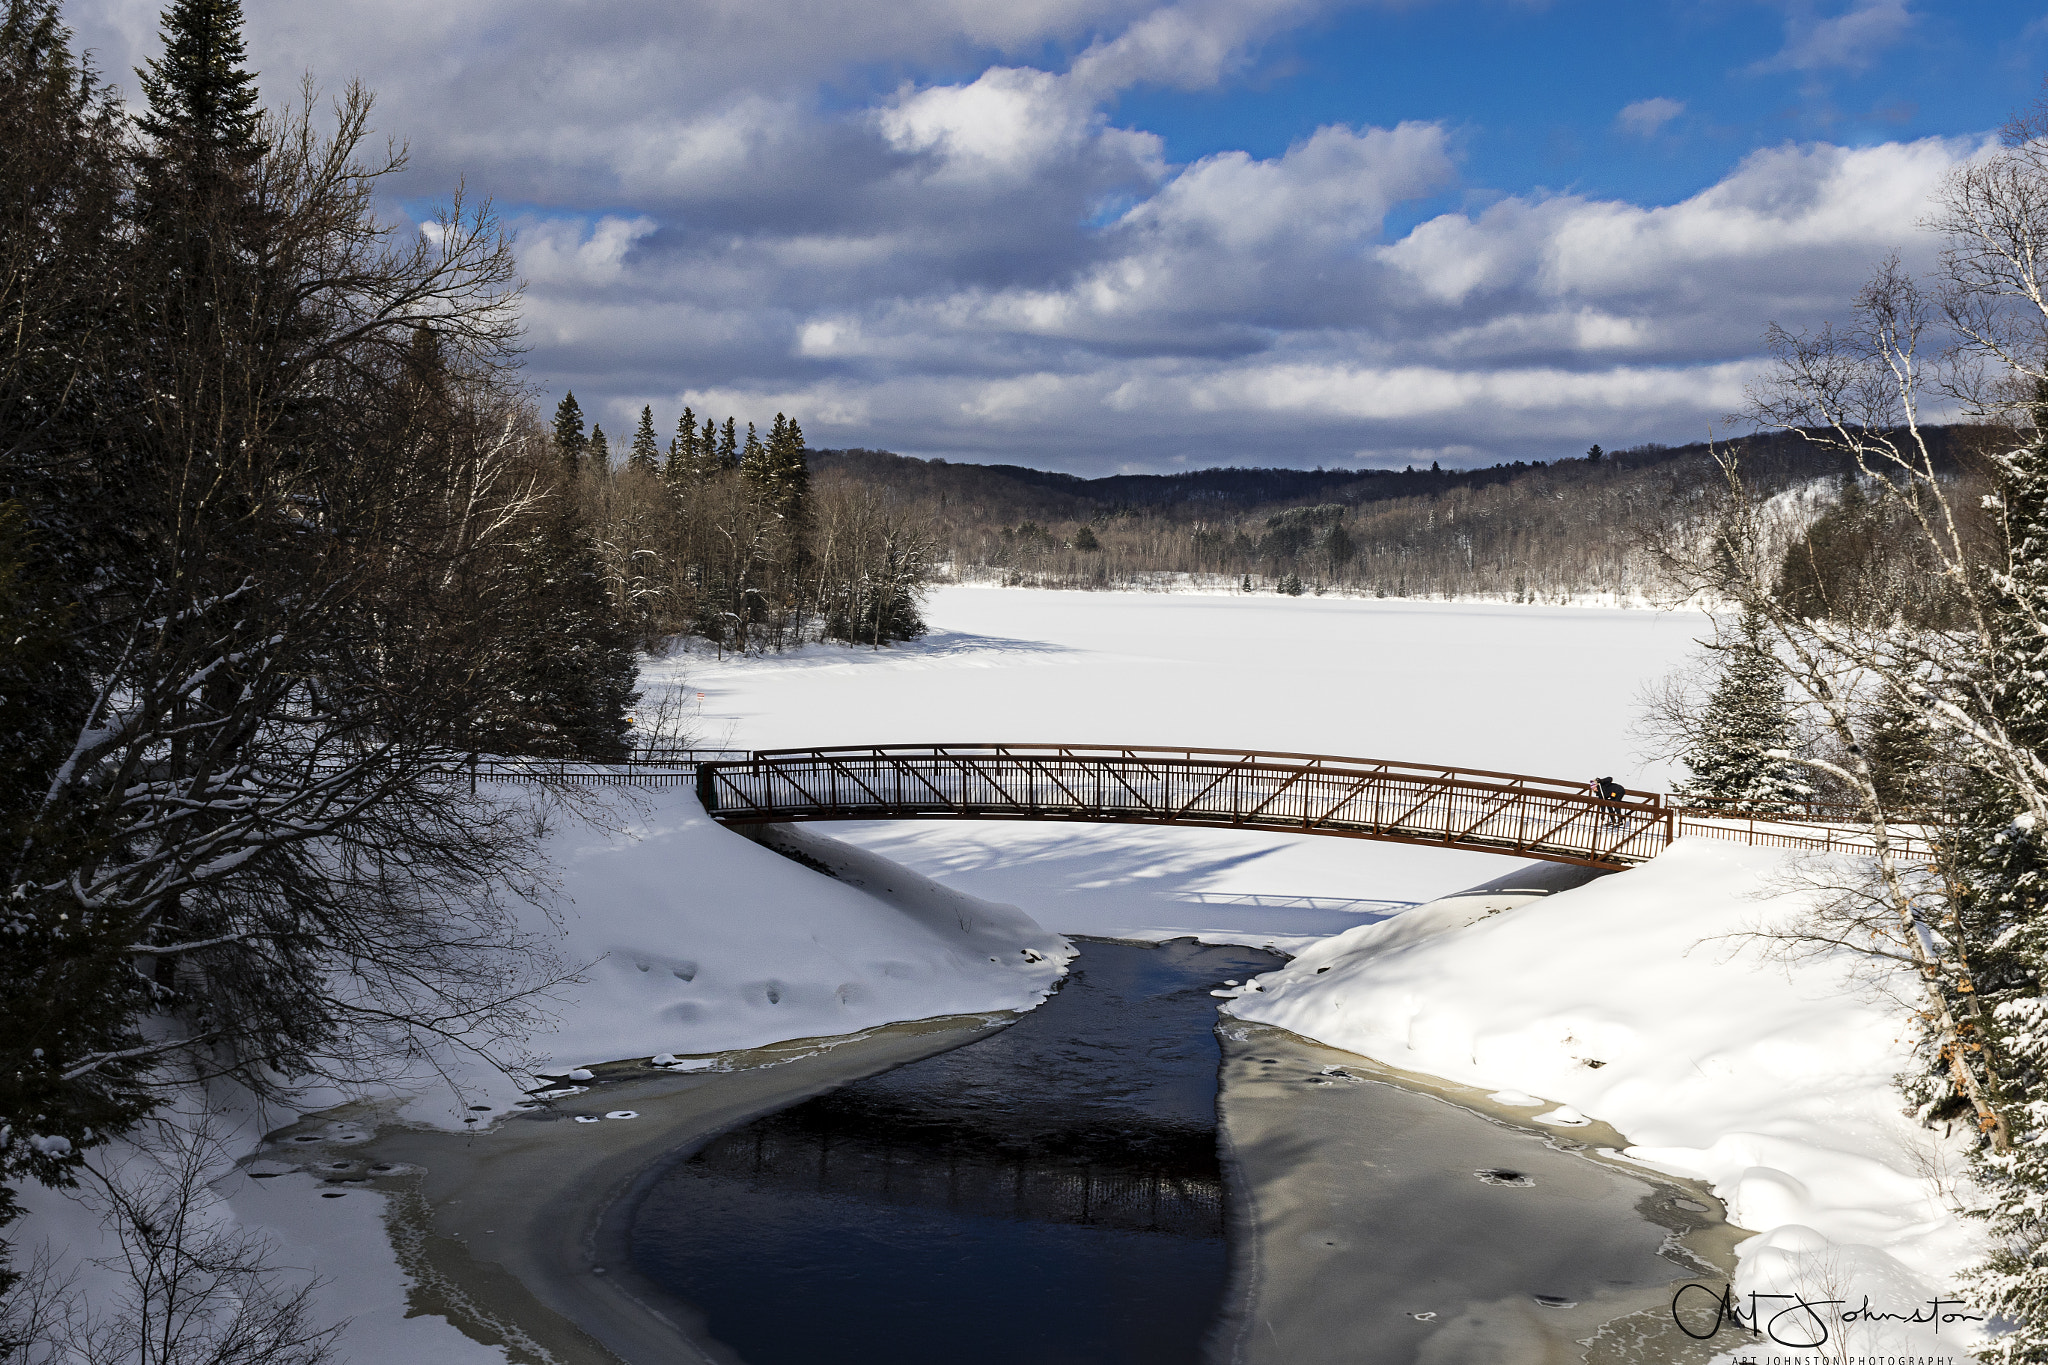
[
  {"left": 1223, "top": 841, "right": 1986, "bottom": 1361},
  {"left": 10, "top": 587, "right": 1987, "bottom": 1363}
]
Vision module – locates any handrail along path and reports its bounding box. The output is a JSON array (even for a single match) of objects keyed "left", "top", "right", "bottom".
[
  {"left": 691, "top": 743, "right": 1845, "bottom": 869},
  {"left": 453, "top": 743, "right": 1932, "bottom": 867}
]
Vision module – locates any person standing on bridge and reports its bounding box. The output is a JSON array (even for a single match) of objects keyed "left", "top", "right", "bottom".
[{"left": 1592, "top": 776, "right": 1626, "bottom": 827}]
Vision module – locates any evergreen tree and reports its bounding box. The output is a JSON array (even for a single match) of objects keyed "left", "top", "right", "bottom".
[
  {"left": 717, "top": 416, "right": 739, "bottom": 472},
  {"left": 480, "top": 508, "right": 639, "bottom": 760},
  {"left": 552, "top": 392, "right": 586, "bottom": 475},
  {"left": 587, "top": 423, "right": 610, "bottom": 471},
  {"left": 665, "top": 406, "right": 698, "bottom": 485},
  {"left": 1323, "top": 522, "right": 1355, "bottom": 573},
  {"left": 1778, "top": 476, "right": 1889, "bottom": 623},
  {"left": 751, "top": 412, "right": 811, "bottom": 529},
  {"left": 1072, "top": 524, "right": 1100, "bottom": 551},
  {"left": 1864, "top": 687, "right": 1938, "bottom": 811},
  {"left": 133, "top": 0, "right": 263, "bottom": 234},
  {"left": 629, "top": 405, "right": 659, "bottom": 475},
  {"left": 740, "top": 420, "right": 763, "bottom": 475},
  {"left": 1957, "top": 432, "right": 2048, "bottom": 1348},
  {"left": 134, "top": 0, "right": 260, "bottom": 165},
  {"left": 1673, "top": 604, "right": 1805, "bottom": 812},
  {"left": 1277, "top": 571, "right": 1304, "bottom": 596}
]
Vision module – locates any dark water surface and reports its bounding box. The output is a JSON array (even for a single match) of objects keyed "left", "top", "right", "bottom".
[{"left": 629, "top": 938, "right": 1278, "bottom": 1365}]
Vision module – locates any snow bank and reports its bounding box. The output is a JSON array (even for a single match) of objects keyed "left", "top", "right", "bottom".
[
  {"left": 1223, "top": 837, "right": 1986, "bottom": 1357},
  {"left": 394, "top": 787, "right": 1071, "bottom": 1128}
]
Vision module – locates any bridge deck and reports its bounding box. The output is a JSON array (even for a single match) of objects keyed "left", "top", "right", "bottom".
[
  {"left": 452, "top": 745, "right": 1934, "bottom": 867},
  {"left": 690, "top": 744, "right": 1933, "bottom": 868}
]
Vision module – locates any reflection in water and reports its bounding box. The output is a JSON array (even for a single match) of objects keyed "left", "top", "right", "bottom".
[
  {"left": 690, "top": 1095, "right": 1225, "bottom": 1237},
  {"left": 630, "top": 938, "right": 1279, "bottom": 1365}
]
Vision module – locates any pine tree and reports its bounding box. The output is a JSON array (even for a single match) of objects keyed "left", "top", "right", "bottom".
[
  {"left": 751, "top": 412, "right": 811, "bottom": 530},
  {"left": 1957, "top": 431, "right": 2048, "bottom": 1348},
  {"left": 1673, "top": 604, "right": 1805, "bottom": 812},
  {"left": 552, "top": 392, "right": 586, "bottom": 475},
  {"left": 717, "top": 417, "right": 739, "bottom": 472},
  {"left": 665, "top": 406, "right": 698, "bottom": 485},
  {"left": 628, "top": 405, "right": 659, "bottom": 475},
  {"left": 134, "top": 0, "right": 263, "bottom": 224},
  {"left": 481, "top": 508, "right": 639, "bottom": 760},
  {"left": 1073, "top": 525, "right": 1100, "bottom": 551},
  {"left": 1323, "top": 522, "right": 1355, "bottom": 573},
  {"left": 587, "top": 423, "right": 610, "bottom": 471},
  {"left": 1864, "top": 687, "right": 1938, "bottom": 811},
  {"left": 740, "top": 420, "right": 763, "bottom": 475},
  {"left": 1778, "top": 476, "right": 1886, "bottom": 623}
]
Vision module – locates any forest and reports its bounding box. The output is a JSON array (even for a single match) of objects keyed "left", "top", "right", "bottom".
[{"left": 808, "top": 426, "right": 1991, "bottom": 606}]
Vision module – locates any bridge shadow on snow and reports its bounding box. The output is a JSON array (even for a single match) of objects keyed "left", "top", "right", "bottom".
[{"left": 821, "top": 820, "right": 1433, "bottom": 939}]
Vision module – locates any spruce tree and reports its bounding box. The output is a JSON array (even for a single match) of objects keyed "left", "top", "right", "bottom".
[
  {"left": 133, "top": 0, "right": 262, "bottom": 230},
  {"left": 135, "top": 0, "right": 260, "bottom": 160},
  {"left": 629, "top": 405, "right": 659, "bottom": 475},
  {"left": 482, "top": 508, "right": 639, "bottom": 760},
  {"left": 1958, "top": 431, "right": 2048, "bottom": 1348},
  {"left": 751, "top": 412, "right": 811, "bottom": 530},
  {"left": 1864, "top": 687, "right": 1938, "bottom": 811},
  {"left": 717, "top": 416, "right": 739, "bottom": 472},
  {"left": 552, "top": 392, "right": 586, "bottom": 475},
  {"left": 666, "top": 406, "right": 698, "bottom": 485},
  {"left": 1673, "top": 604, "right": 1805, "bottom": 812},
  {"left": 740, "top": 420, "right": 762, "bottom": 475},
  {"left": 587, "top": 423, "right": 610, "bottom": 471}
]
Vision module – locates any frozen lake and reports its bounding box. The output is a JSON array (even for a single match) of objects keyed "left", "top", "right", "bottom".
[{"left": 667, "top": 587, "right": 1710, "bottom": 940}]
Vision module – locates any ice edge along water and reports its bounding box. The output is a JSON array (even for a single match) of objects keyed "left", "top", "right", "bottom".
[{"left": 1224, "top": 836, "right": 1990, "bottom": 1362}]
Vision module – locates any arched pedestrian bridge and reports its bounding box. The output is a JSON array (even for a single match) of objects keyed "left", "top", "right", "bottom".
[{"left": 690, "top": 744, "right": 1929, "bottom": 869}]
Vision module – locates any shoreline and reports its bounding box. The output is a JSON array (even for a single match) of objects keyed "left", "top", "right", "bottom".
[
  {"left": 279, "top": 1000, "right": 1744, "bottom": 1365},
  {"left": 1214, "top": 1019, "right": 1746, "bottom": 1365},
  {"left": 268, "top": 1013, "right": 1019, "bottom": 1365},
  {"left": 264, "top": 860, "right": 1747, "bottom": 1364}
]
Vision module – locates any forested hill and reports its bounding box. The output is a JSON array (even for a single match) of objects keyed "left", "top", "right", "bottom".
[{"left": 809, "top": 427, "right": 1989, "bottom": 602}]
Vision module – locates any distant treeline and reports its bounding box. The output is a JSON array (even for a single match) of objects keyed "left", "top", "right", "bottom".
[{"left": 810, "top": 428, "right": 1995, "bottom": 602}]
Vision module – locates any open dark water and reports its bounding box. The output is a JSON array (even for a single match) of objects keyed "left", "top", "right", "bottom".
[{"left": 628, "top": 939, "right": 1279, "bottom": 1365}]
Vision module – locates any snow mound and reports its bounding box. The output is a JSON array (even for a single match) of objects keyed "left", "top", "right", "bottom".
[
  {"left": 1224, "top": 838, "right": 1987, "bottom": 1355},
  {"left": 400, "top": 788, "right": 1071, "bottom": 1127}
]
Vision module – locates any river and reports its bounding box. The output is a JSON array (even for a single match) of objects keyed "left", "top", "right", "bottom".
[{"left": 624, "top": 938, "right": 1732, "bottom": 1364}]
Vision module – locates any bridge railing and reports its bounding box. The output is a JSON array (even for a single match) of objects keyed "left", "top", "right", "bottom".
[
  {"left": 699, "top": 744, "right": 1674, "bottom": 868},
  {"left": 417, "top": 743, "right": 1940, "bottom": 868}
]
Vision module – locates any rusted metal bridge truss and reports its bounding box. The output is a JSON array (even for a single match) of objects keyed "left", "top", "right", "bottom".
[{"left": 687, "top": 744, "right": 1932, "bottom": 869}]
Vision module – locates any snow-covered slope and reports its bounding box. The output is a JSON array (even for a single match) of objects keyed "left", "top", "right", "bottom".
[
  {"left": 1222, "top": 837, "right": 1984, "bottom": 1357},
  {"left": 398, "top": 787, "right": 1072, "bottom": 1126}
]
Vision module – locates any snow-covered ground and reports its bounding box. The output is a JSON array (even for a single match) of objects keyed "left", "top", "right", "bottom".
[
  {"left": 14, "top": 585, "right": 1982, "bottom": 1363},
  {"left": 652, "top": 585, "right": 1707, "bottom": 942},
  {"left": 648, "top": 586, "right": 1986, "bottom": 1360},
  {"left": 392, "top": 797, "right": 1072, "bottom": 1128},
  {"left": 1224, "top": 840, "right": 1982, "bottom": 1361}
]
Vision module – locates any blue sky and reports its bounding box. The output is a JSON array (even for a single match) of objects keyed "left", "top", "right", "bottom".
[
  {"left": 69, "top": 0, "right": 2048, "bottom": 472},
  {"left": 1121, "top": 2, "right": 2043, "bottom": 215}
]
